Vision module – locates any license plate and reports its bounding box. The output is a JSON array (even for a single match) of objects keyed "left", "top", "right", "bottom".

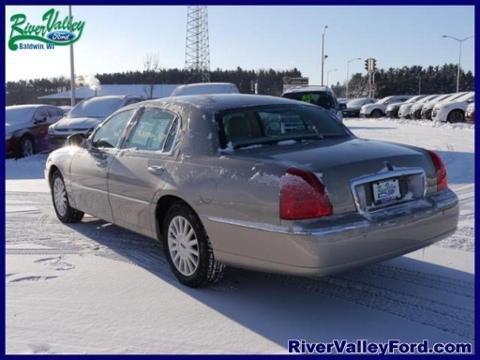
[{"left": 372, "top": 179, "right": 401, "bottom": 204}]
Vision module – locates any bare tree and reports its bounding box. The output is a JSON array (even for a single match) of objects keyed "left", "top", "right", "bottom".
[{"left": 143, "top": 53, "right": 160, "bottom": 99}]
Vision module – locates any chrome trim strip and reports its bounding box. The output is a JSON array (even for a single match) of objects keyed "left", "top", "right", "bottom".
[
  {"left": 108, "top": 191, "right": 150, "bottom": 205},
  {"left": 206, "top": 190, "right": 456, "bottom": 238},
  {"left": 206, "top": 216, "right": 370, "bottom": 236}
]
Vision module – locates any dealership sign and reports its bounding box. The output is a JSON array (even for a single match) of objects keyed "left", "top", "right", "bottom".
[{"left": 9, "top": 8, "right": 85, "bottom": 51}]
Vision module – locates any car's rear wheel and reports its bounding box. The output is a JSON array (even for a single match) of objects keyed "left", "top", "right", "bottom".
[
  {"left": 20, "top": 136, "right": 35, "bottom": 158},
  {"left": 447, "top": 110, "right": 464, "bottom": 123},
  {"left": 371, "top": 109, "right": 383, "bottom": 118},
  {"left": 50, "top": 171, "right": 84, "bottom": 223},
  {"left": 163, "top": 202, "right": 224, "bottom": 287}
]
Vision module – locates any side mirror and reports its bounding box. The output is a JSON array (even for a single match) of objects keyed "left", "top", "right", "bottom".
[
  {"left": 337, "top": 103, "right": 347, "bottom": 111},
  {"left": 66, "top": 133, "right": 86, "bottom": 147}
]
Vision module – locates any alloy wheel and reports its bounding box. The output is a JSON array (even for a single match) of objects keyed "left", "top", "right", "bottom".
[
  {"left": 53, "top": 177, "right": 68, "bottom": 217},
  {"left": 21, "top": 138, "right": 34, "bottom": 157},
  {"left": 167, "top": 216, "right": 200, "bottom": 276}
]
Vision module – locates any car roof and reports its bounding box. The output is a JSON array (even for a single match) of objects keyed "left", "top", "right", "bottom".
[
  {"left": 127, "top": 94, "right": 315, "bottom": 112},
  {"left": 282, "top": 85, "right": 333, "bottom": 94},
  {"left": 171, "top": 82, "right": 239, "bottom": 96},
  {"left": 82, "top": 95, "right": 139, "bottom": 101},
  {"left": 6, "top": 104, "right": 53, "bottom": 110}
]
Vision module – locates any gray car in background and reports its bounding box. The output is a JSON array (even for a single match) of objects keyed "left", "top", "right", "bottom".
[
  {"left": 48, "top": 95, "right": 143, "bottom": 148},
  {"left": 342, "top": 98, "right": 377, "bottom": 117},
  {"left": 45, "top": 94, "right": 459, "bottom": 287}
]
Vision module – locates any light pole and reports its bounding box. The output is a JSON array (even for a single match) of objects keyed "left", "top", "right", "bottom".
[
  {"left": 69, "top": 5, "right": 76, "bottom": 106},
  {"left": 346, "top": 57, "right": 361, "bottom": 99},
  {"left": 321, "top": 25, "right": 328, "bottom": 86},
  {"left": 442, "top": 34, "right": 473, "bottom": 92},
  {"left": 326, "top": 69, "right": 337, "bottom": 87}
]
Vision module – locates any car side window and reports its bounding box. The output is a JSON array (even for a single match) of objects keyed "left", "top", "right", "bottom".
[
  {"left": 34, "top": 108, "right": 49, "bottom": 122},
  {"left": 91, "top": 109, "right": 136, "bottom": 149},
  {"left": 124, "top": 108, "right": 176, "bottom": 152}
]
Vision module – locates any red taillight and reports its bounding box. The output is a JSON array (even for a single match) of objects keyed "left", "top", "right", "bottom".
[
  {"left": 427, "top": 150, "right": 448, "bottom": 191},
  {"left": 279, "top": 168, "right": 333, "bottom": 220}
]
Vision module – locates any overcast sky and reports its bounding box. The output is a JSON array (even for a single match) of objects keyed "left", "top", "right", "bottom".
[{"left": 5, "top": 5, "right": 475, "bottom": 85}]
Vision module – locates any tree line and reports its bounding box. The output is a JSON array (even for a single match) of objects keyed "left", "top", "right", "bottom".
[
  {"left": 332, "top": 64, "right": 475, "bottom": 98},
  {"left": 5, "top": 64, "right": 474, "bottom": 105}
]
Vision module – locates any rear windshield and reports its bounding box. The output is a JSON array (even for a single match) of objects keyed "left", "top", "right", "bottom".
[
  {"left": 69, "top": 97, "right": 125, "bottom": 118},
  {"left": 217, "top": 104, "right": 350, "bottom": 150},
  {"left": 283, "top": 91, "right": 336, "bottom": 110}
]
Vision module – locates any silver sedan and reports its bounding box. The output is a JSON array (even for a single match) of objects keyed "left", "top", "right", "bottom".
[{"left": 45, "top": 94, "right": 459, "bottom": 287}]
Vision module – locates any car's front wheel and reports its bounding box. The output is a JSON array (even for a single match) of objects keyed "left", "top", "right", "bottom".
[
  {"left": 50, "top": 171, "right": 84, "bottom": 223},
  {"left": 447, "top": 109, "right": 464, "bottom": 123},
  {"left": 371, "top": 109, "right": 383, "bottom": 118},
  {"left": 163, "top": 202, "right": 224, "bottom": 287},
  {"left": 19, "top": 136, "right": 35, "bottom": 158}
]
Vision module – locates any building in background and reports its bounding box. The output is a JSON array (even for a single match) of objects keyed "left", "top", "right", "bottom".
[{"left": 38, "top": 84, "right": 180, "bottom": 106}]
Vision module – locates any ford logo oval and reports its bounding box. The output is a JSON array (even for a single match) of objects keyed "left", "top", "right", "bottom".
[{"left": 47, "top": 31, "right": 76, "bottom": 42}]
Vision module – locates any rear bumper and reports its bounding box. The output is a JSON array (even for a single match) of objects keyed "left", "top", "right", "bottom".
[{"left": 204, "top": 189, "right": 459, "bottom": 276}]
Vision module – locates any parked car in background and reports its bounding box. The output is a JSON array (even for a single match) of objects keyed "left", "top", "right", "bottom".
[
  {"left": 411, "top": 94, "right": 449, "bottom": 120},
  {"left": 342, "top": 98, "right": 376, "bottom": 117},
  {"left": 59, "top": 105, "right": 72, "bottom": 114},
  {"left": 48, "top": 95, "right": 143, "bottom": 148},
  {"left": 360, "top": 95, "right": 411, "bottom": 118},
  {"left": 6, "top": 104, "right": 65, "bottom": 158},
  {"left": 432, "top": 92, "right": 474, "bottom": 123},
  {"left": 386, "top": 95, "right": 424, "bottom": 118},
  {"left": 46, "top": 94, "right": 458, "bottom": 287},
  {"left": 465, "top": 102, "right": 475, "bottom": 123},
  {"left": 171, "top": 82, "right": 240, "bottom": 96},
  {"left": 282, "top": 86, "right": 345, "bottom": 122},
  {"left": 398, "top": 95, "right": 438, "bottom": 119},
  {"left": 421, "top": 93, "right": 466, "bottom": 120}
]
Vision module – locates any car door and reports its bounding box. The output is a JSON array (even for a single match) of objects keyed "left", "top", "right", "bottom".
[
  {"left": 30, "top": 107, "right": 50, "bottom": 141},
  {"left": 107, "top": 106, "right": 179, "bottom": 237},
  {"left": 69, "top": 108, "right": 137, "bottom": 221}
]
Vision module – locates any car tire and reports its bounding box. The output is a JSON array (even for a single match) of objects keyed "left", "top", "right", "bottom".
[
  {"left": 447, "top": 110, "right": 464, "bottom": 123},
  {"left": 371, "top": 109, "right": 383, "bottom": 118},
  {"left": 50, "top": 170, "right": 84, "bottom": 223},
  {"left": 19, "top": 136, "right": 35, "bottom": 158},
  {"left": 163, "top": 202, "right": 225, "bottom": 287}
]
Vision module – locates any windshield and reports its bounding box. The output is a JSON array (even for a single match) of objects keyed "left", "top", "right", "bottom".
[
  {"left": 456, "top": 92, "right": 474, "bottom": 102},
  {"left": 283, "top": 91, "right": 336, "bottom": 110},
  {"left": 217, "top": 104, "right": 350, "bottom": 150},
  {"left": 69, "top": 97, "right": 125, "bottom": 118},
  {"left": 405, "top": 96, "right": 424, "bottom": 104},
  {"left": 378, "top": 96, "right": 393, "bottom": 104},
  {"left": 444, "top": 93, "right": 467, "bottom": 102},
  {"left": 347, "top": 98, "right": 373, "bottom": 107},
  {"left": 5, "top": 107, "right": 35, "bottom": 124}
]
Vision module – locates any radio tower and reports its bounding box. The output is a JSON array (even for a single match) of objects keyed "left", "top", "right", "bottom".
[{"left": 185, "top": 6, "right": 210, "bottom": 82}]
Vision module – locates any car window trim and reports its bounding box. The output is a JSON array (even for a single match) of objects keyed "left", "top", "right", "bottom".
[{"left": 120, "top": 106, "right": 181, "bottom": 156}]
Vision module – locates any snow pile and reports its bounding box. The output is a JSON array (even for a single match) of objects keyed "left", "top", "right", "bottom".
[{"left": 5, "top": 154, "right": 47, "bottom": 180}]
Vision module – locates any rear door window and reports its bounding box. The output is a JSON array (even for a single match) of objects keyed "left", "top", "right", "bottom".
[{"left": 124, "top": 108, "right": 176, "bottom": 152}]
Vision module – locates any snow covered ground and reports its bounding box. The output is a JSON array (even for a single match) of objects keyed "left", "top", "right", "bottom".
[{"left": 5, "top": 118, "right": 475, "bottom": 354}]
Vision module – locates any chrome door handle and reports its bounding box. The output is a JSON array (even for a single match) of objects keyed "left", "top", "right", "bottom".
[{"left": 147, "top": 165, "right": 165, "bottom": 175}]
